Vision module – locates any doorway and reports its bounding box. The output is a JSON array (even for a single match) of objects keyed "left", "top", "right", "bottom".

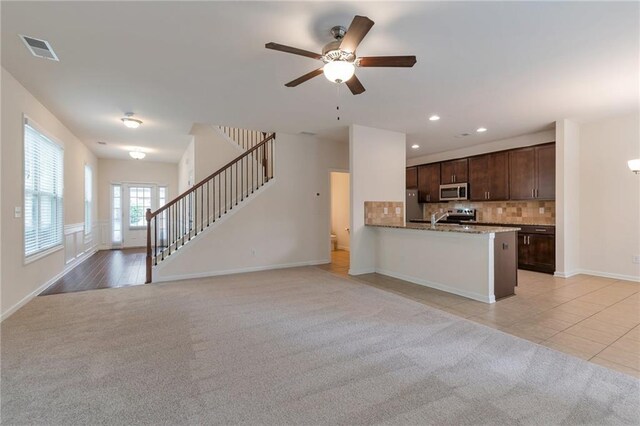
[
  {"left": 111, "top": 183, "right": 167, "bottom": 248},
  {"left": 327, "top": 171, "right": 350, "bottom": 275}
]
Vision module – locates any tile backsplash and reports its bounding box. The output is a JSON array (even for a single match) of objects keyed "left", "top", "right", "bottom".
[
  {"left": 423, "top": 201, "right": 555, "bottom": 225},
  {"left": 365, "top": 201, "right": 404, "bottom": 226}
]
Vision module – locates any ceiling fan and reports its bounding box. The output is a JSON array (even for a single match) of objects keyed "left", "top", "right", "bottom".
[{"left": 266, "top": 15, "right": 417, "bottom": 95}]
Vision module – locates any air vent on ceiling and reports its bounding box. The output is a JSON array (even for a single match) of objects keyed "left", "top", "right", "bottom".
[
  {"left": 454, "top": 133, "right": 471, "bottom": 138},
  {"left": 300, "top": 131, "right": 316, "bottom": 136},
  {"left": 20, "top": 35, "right": 59, "bottom": 61}
]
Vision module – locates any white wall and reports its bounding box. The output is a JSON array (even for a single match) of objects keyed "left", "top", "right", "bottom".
[
  {"left": 407, "top": 129, "right": 555, "bottom": 166},
  {"left": 154, "top": 133, "right": 348, "bottom": 281},
  {"left": 330, "top": 172, "right": 350, "bottom": 250},
  {"left": 191, "top": 124, "right": 244, "bottom": 183},
  {"left": 1, "top": 67, "right": 99, "bottom": 319},
  {"left": 578, "top": 113, "right": 640, "bottom": 280},
  {"left": 178, "top": 138, "right": 195, "bottom": 193},
  {"left": 349, "top": 124, "right": 406, "bottom": 274},
  {"left": 555, "top": 119, "right": 581, "bottom": 277}
]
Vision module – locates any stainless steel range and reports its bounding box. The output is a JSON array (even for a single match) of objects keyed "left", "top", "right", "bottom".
[{"left": 410, "top": 208, "right": 476, "bottom": 224}]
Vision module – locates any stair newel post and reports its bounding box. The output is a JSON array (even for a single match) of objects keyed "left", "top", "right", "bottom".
[{"left": 145, "top": 208, "right": 152, "bottom": 284}]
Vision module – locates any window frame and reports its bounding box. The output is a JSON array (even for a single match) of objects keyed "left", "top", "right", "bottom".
[
  {"left": 84, "top": 164, "right": 92, "bottom": 236},
  {"left": 127, "top": 185, "right": 153, "bottom": 230},
  {"left": 23, "top": 115, "right": 65, "bottom": 264}
]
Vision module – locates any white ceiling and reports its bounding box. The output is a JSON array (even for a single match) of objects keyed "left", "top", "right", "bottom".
[{"left": 2, "top": 1, "right": 638, "bottom": 162}]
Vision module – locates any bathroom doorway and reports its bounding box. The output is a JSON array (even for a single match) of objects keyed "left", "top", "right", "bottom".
[{"left": 325, "top": 171, "right": 350, "bottom": 275}]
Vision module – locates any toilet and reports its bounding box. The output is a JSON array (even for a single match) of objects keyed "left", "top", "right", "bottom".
[{"left": 330, "top": 234, "right": 337, "bottom": 251}]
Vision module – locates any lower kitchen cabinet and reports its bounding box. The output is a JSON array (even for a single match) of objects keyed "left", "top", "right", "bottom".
[{"left": 518, "top": 225, "right": 555, "bottom": 274}]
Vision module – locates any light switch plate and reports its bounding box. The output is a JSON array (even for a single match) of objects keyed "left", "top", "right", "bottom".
[{"left": 14, "top": 207, "right": 22, "bottom": 218}]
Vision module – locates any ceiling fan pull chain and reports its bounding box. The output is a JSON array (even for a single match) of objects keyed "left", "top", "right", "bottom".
[{"left": 336, "top": 83, "right": 341, "bottom": 121}]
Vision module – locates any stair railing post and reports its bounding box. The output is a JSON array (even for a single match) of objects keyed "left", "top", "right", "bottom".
[{"left": 145, "top": 208, "right": 152, "bottom": 283}]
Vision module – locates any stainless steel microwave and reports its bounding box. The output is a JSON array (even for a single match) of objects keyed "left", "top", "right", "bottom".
[{"left": 439, "top": 183, "right": 468, "bottom": 201}]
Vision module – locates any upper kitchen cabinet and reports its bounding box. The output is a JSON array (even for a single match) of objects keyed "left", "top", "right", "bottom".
[
  {"left": 440, "top": 159, "right": 468, "bottom": 184},
  {"left": 469, "top": 151, "right": 509, "bottom": 201},
  {"left": 406, "top": 167, "right": 418, "bottom": 189},
  {"left": 509, "top": 144, "right": 555, "bottom": 200},
  {"left": 417, "top": 163, "right": 440, "bottom": 203}
]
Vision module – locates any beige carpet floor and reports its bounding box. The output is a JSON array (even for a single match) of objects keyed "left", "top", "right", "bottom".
[{"left": 2, "top": 267, "right": 639, "bottom": 425}]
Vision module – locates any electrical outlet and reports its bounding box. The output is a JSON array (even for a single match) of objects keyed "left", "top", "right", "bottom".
[
  {"left": 497, "top": 208, "right": 503, "bottom": 214},
  {"left": 395, "top": 207, "right": 401, "bottom": 214},
  {"left": 539, "top": 207, "right": 545, "bottom": 214},
  {"left": 14, "top": 207, "right": 22, "bottom": 218},
  {"left": 633, "top": 255, "right": 640, "bottom": 264},
  {"left": 383, "top": 207, "right": 388, "bottom": 214}
]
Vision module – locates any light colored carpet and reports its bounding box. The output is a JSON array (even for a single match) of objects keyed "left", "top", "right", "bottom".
[{"left": 2, "top": 266, "right": 639, "bottom": 425}]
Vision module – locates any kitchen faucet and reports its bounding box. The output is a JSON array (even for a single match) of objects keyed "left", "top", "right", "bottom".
[{"left": 431, "top": 212, "right": 449, "bottom": 227}]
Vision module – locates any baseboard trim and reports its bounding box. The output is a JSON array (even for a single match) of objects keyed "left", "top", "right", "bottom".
[
  {"left": 554, "top": 270, "right": 580, "bottom": 279},
  {"left": 375, "top": 268, "right": 495, "bottom": 304},
  {"left": 1, "top": 247, "right": 99, "bottom": 322},
  {"left": 577, "top": 269, "right": 640, "bottom": 283},
  {"left": 154, "top": 259, "right": 329, "bottom": 283},
  {"left": 348, "top": 268, "right": 376, "bottom": 276}
]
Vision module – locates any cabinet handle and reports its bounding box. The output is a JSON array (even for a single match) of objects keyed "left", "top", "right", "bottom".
[
  {"left": 536, "top": 188, "right": 539, "bottom": 198},
  {"left": 531, "top": 188, "right": 535, "bottom": 198},
  {"left": 488, "top": 191, "right": 490, "bottom": 200}
]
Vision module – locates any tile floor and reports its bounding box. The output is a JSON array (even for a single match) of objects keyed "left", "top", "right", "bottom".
[{"left": 318, "top": 250, "right": 640, "bottom": 378}]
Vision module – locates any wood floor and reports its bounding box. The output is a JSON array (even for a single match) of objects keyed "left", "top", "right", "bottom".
[{"left": 40, "top": 248, "right": 146, "bottom": 296}]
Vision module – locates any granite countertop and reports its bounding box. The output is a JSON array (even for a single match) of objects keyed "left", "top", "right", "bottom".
[
  {"left": 367, "top": 222, "right": 521, "bottom": 234},
  {"left": 468, "top": 221, "right": 555, "bottom": 227}
]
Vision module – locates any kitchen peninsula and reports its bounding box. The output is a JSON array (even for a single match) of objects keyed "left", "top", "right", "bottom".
[{"left": 366, "top": 219, "right": 520, "bottom": 303}]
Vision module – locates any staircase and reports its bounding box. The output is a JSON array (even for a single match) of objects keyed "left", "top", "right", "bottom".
[
  {"left": 218, "top": 126, "right": 268, "bottom": 151},
  {"left": 144, "top": 131, "right": 276, "bottom": 283}
]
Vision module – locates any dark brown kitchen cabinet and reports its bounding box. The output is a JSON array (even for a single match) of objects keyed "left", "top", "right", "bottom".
[
  {"left": 406, "top": 167, "right": 418, "bottom": 189},
  {"left": 509, "top": 144, "right": 555, "bottom": 200},
  {"left": 417, "top": 163, "right": 440, "bottom": 203},
  {"left": 440, "top": 159, "right": 468, "bottom": 184},
  {"left": 518, "top": 225, "right": 555, "bottom": 274},
  {"left": 469, "top": 152, "right": 509, "bottom": 201}
]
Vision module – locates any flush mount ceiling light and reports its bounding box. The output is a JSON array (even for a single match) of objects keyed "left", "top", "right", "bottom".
[
  {"left": 628, "top": 159, "right": 640, "bottom": 174},
  {"left": 476, "top": 127, "right": 487, "bottom": 133},
  {"left": 121, "top": 113, "right": 142, "bottom": 129},
  {"left": 129, "top": 151, "right": 146, "bottom": 160},
  {"left": 411, "top": 144, "right": 420, "bottom": 149},
  {"left": 429, "top": 115, "right": 440, "bottom": 121}
]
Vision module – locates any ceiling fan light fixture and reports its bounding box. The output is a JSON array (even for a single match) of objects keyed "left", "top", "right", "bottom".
[
  {"left": 121, "top": 112, "right": 142, "bottom": 129},
  {"left": 323, "top": 60, "right": 355, "bottom": 83}
]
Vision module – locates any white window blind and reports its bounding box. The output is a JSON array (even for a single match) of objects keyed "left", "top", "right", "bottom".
[
  {"left": 84, "top": 165, "right": 92, "bottom": 235},
  {"left": 24, "top": 119, "right": 64, "bottom": 258}
]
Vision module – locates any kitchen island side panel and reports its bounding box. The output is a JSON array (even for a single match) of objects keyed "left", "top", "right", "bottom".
[{"left": 373, "top": 227, "right": 495, "bottom": 303}]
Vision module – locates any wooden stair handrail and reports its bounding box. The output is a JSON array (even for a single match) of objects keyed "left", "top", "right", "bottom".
[{"left": 148, "top": 132, "right": 275, "bottom": 220}]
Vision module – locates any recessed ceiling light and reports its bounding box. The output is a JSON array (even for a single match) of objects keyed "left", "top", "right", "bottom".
[
  {"left": 429, "top": 115, "right": 440, "bottom": 121},
  {"left": 476, "top": 127, "right": 487, "bottom": 133},
  {"left": 411, "top": 144, "right": 420, "bottom": 149},
  {"left": 121, "top": 112, "right": 142, "bottom": 129},
  {"left": 129, "top": 151, "right": 146, "bottom": 160}
]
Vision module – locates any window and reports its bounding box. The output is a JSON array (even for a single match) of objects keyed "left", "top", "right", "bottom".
[
  {"left": 129, "top": 186, "right": 151, "bottom": 228},
  {"left": 24, "top": 118, "right": 64, "bottom": 259},
  {"left": 112, "top": 184, "right": 122, "bottom": 244},
  {"left": 84, "top": 165, "right": 92, "bottom": 235}
]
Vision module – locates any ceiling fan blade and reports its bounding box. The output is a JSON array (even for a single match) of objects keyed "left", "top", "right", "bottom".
[
  {"left": 340, "top": 15, "right": 375, "bottom": 53},
  {"left": 358, "top": 56, "right": 417, "bottom": 67},
  {"left": 285, "top": 68, "right": 324, "bottom": 87},
  {"left": 345, "top": 75, "right": 365, "bottom": 95},
  {"left": 265, "top": 42, "right": 322, "bottom": 60}
]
